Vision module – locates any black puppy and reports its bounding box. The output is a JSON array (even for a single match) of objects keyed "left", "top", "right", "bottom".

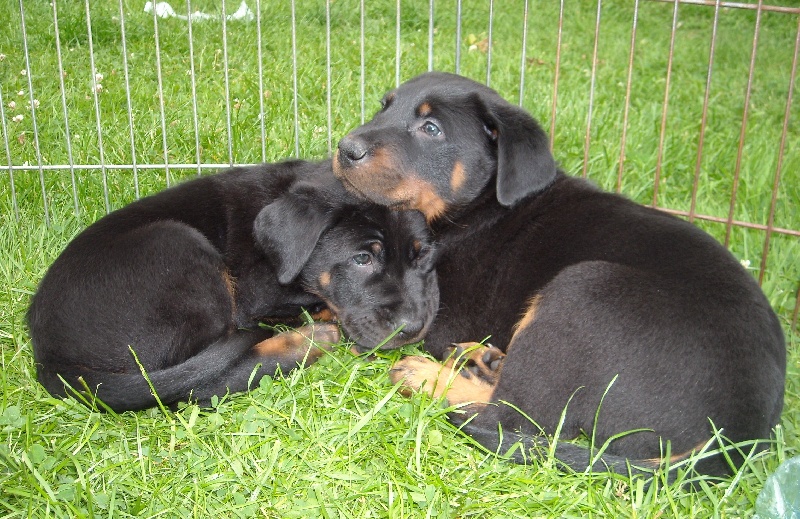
[
  {"left": 332, "top": 72, "right": 786, "bottom": 478},
  {"left": 28, "top": 160, "right": 438, "bottom": 412}
]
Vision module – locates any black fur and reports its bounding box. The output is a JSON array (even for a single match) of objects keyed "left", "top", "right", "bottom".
[
  {"left": 28, "top": 160, "right": 439, "bottom": 412},
  {"left": 333, "top": 72, "right": 786, "bottom": 477}
]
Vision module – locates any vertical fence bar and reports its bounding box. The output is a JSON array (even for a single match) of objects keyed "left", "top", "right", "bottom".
[
  {"left": 326, "top": 0, "right": 332, "bottom": 154},
  {"left": 652, "top": 0, "right": 680, "bottom": 207},
  {"left": 688, "top": 0, "right": 721, "bottom": 222},
  {"left": 518, "top": 0, "right": 529, "bottom": 106},
  {"left": 151, "top": 0, "right": 171, "bottom": 186},
  {"left": 396, "top": 0, "right": 402, "bottom": 88},
  {"left": 256, "top": 0, "right": 267, "bottom": 162},
  {"left": 86, "top": 0, "right": 109, "bottom": 212},
  {"left": 291, "top": 0, "right": 300, "bottom": 156},
  {"left": 581, "top": 0, "right": 603, "bottom": 179},
  {"left": 616, "top": 0, "right": 639, "bottom": 192},
  {"left": 725, "top": 0, "right": 763, "bottom": 247},
  {"left": 52, "top": 0, "right": 79, "bottom": 214},
  {"left": 221, "top": 0, "right": 234, "bottom": 165},
  {"left": 119, "top": 0, "right": 140, "bottom": 197},
  {"left": 549, "top": 0, "right": 565, "bottom": 151},
  {"left": 360, "top": 0, "right": 366, "bottom": 123},
  {"left": 19, "top": 0, "right": 49, "bottom": 225},
  {"left": 428, "top": 0, "right": 435, "bottom": 71},
  {"left": 757, "top": 13, "right": 799, "bottom": 286},
  {"left": 186, "top": 0, "right": 202, "bottom": 175},
  {"left": 486, "top": 0, "right": 494, "bottom": 86},
  {"left": 0, "top": 86, "right": 18, "bottom": 221},
  {"left": 455, "top": 0, "right": 462, "bottom": 74}
]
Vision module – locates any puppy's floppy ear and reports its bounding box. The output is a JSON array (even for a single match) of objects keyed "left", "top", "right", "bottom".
[
  {"left": 254, "top": 190, "right": 335, "bottom": 284},
  {"left": 483, "top": 99, "right": 557, "bottom": 207}
]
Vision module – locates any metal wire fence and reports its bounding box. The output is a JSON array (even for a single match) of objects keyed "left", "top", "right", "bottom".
[{"left": 2, "top": 0, "right": 799, "bottom": 326}]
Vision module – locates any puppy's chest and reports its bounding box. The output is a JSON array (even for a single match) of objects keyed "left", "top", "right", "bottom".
[
  {"left": 435, "top": 226, "right": 546, "bottom": 323},
  {"left": 437, "top": 213, "right": 549, "bottom": 278}
]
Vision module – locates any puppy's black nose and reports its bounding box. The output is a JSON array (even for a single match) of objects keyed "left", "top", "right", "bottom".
[
  {"left": 337, "top": 136, "right": 368, "bottom": 166},
  {"left": 395, "top": 319, "right": 424, "bottom": 339}
]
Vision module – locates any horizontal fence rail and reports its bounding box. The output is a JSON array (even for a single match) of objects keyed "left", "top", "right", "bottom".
[{"left": 2, "top": 0, "right": 799, "bottom": 327}]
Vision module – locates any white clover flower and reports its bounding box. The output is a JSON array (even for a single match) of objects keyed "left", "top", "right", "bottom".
[
  {"left": 0, "top": 53, "right": 6, "bottom": 61},
  {"left": 95, "top": 84, "right": 103, "bottom": 93},
  {"left": 8, "top": 101, "right": 16, "bottom": 110},
  {"left": 20, "top": 69, "right": 27, "bottom": 76},
  {"left": 12, "top": 114, "right": 23, "bottom": 123},
  {"left": 95, "top": 72, "right": 104, "bottom": 82}
]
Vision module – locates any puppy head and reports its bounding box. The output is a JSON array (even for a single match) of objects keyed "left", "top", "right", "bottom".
[
  {"left": 255, "top": 192, "right": 439, "bottom": 350},
  {"left": 333, "top": 72, "right": 557, "bottom": 221},
  {"left": 301, "top": 207, "right": 439, "bottom": 351}
]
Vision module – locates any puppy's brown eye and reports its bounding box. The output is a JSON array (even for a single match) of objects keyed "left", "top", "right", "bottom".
[{"left": 352, "top": 253, "right": 372, "bottom": 266}]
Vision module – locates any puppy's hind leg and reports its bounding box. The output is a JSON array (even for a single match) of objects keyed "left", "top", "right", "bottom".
[{"left": 139, "top": 324, "right": 341, "bottom": 409}]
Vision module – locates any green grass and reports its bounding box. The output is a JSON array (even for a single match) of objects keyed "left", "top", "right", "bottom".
[{"left": 1, "top": 0, "right": 799, "bottom": 516}]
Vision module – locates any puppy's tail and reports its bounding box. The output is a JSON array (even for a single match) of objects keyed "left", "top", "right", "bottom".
[
  {"left": 38, "top": 328, "right": 332, "bottom": 412},
  {"left": 459, "top": 422, "right": 666, "bottom": 481}
]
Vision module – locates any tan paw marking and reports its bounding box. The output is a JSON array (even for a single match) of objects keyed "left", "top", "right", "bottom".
[
  {"left": 253, "top": 323, "right": 339, "bottom": 364},
  {"left": 444, "top": 342, "right": 506, "bottom": 384},
  {"left": 389, "top": 355, "right": 495, "bottom": 408}
]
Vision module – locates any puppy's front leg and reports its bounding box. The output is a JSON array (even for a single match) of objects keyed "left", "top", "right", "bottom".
[{"left": 253, "top": 323, "right": 340, "bottom": 366}]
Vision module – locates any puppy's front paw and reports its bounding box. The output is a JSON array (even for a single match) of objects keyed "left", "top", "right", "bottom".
[
  {"left": 389, "top": 355, "right": 496, "bottom": 408},
  {"left": 445, "top": 342, "right": 506, "bottom": 384},
  {"left": 253, "top": 323, "right": 340, "bottom": 364},
  {"left": 295, "top": 322, "right": 341, "bottom": 349},
  {"left": 389, "top": 355, "right": 447, "bottom": 396}
]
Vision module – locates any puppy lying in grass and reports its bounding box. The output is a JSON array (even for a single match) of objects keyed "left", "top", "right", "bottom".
[{"left": 28, "top": 160, "right": 439, "bottom": 412}]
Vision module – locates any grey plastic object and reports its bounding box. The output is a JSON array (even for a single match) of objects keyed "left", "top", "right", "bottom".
[{"left": 754, "top": 456, "right": 800, "bottom": 519}]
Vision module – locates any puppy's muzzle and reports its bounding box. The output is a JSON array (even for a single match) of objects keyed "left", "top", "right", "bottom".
[{"left": 336, "top": 135, "right": 369, "bottom": 168}]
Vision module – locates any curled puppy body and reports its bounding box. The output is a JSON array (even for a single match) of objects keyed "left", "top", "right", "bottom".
[
  {"left": 334, "top": 72, "right": 785, "bottom": 478},
  {"left": 28, "top": 160, "right": 438, "bottom": 412}
]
